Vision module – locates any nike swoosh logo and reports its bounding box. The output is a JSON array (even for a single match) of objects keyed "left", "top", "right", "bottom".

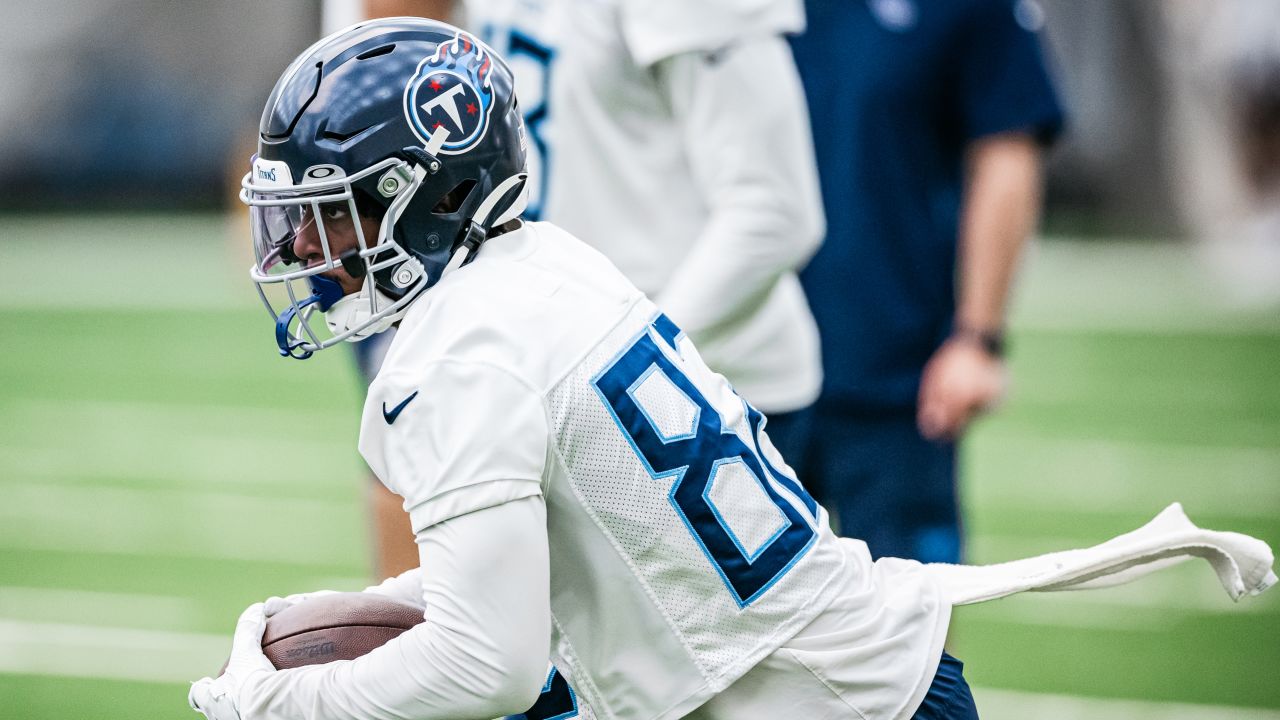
[{"left": 382, "top": 391, "right": 419, "bottom": 425}]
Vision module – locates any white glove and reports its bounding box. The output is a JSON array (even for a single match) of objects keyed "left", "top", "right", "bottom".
[
  {"left": 188, "top": 603, "right": 276, "bottom": 720},
  {"left": 261, "top": 588, "right": 341, "bottom": 618}
]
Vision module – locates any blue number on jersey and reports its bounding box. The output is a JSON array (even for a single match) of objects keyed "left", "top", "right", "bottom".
[
  {"left": 506, "top": 30, "right": 553, "bottom": 220},
  {"left": 505, "top": 666, "right": 578, "bottom": 720},
  {"left": 475, "top": 25, "right": 554, "bottom": 220},
  {"left": 593, "top": 315, "right": 820, "bottom": 607}
]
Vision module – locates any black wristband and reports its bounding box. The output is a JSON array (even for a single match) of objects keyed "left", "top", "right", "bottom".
[{"left": 954, "top": 325, "right": 1006, "bottom": 358}]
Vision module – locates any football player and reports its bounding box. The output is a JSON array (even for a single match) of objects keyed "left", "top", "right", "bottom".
[{"left": 190, "top": 18, "right": 1275, "bottom": 720}]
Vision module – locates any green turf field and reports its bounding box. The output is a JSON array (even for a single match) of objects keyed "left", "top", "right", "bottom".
[{"left": 1, "top": 214, "right": 1277, "bottom": 719}]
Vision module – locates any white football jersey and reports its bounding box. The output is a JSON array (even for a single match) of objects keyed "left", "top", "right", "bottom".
[
  {"left": 359, "top": 222, "right": 948, "bottom": 719},
  {"left": 457, "top": 0, "right": 825, "bottom": 413}
]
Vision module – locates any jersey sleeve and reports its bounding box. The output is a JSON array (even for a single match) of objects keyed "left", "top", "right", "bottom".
[
  {"left": 649, "top": 36, "right": 825, "bottom": 345},
  {"left": 239, "top": 496, "right": 552, "bottom": 720},
  {"left": 954, "top": 0, "right": 1065, "bottom": 144},
  {"left": 359, "top": 359, "right": 548, "bottom": 531},
  {"left": 618, "top": 0, "right": 805, "bottom": 67}
]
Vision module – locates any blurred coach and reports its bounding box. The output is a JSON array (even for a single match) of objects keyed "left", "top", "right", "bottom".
[{"left": 790, "top": 0, "right": 1064, "bottom": 562}]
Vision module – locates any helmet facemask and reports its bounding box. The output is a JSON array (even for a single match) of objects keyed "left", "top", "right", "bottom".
[{"left": 243, "top": 156, "right": 428, "bottom": 359}]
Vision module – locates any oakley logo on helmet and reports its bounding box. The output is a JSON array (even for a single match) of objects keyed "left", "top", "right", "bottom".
[{"left": 403, "top": 32, "right": 495, "bottom": 155}]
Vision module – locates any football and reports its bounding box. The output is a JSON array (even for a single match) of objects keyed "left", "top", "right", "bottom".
[{"left": 260, "top": 592, "right": 426, "bottom": 670}]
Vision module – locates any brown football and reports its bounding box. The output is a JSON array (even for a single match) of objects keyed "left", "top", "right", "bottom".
[{"left": 260, "top": 592, "right": 426, "bottom": 669}]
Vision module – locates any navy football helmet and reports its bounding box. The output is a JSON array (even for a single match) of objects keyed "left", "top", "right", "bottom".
[{"left": 243, "top": 17, "right": 528, "bottom": 358}]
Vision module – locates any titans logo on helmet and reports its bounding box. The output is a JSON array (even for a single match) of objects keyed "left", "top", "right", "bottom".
[{"left": 403, "top": 32, "right": 496, "bottom": 155}]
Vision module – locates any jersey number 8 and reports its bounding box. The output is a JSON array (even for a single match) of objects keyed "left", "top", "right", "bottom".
[{"left": 593, "top": 315, "right": 820, "bottom": 607}]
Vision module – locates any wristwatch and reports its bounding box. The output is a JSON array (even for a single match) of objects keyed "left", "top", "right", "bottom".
[{"left": 953, "top": 325, "right": 1006, "bottom": 358}]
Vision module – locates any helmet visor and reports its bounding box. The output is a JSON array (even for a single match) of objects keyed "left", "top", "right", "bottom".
[
  {"left": 250, "top": 202, "right": 304, "bottom": 275},
  {"left": 248, "top": 189, "right": 369, "bottom": 281}
]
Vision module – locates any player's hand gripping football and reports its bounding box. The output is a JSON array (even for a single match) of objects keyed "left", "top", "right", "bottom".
[
  {"left": 188, "top": 602, "right": 276, "bottom": 720},
  {"left": 917, "top": 335, "right": 1007, "bottom": 440}
]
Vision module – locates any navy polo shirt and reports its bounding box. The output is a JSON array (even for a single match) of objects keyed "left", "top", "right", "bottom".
[{"left": 790, "top": 0, "right": 1064, "bottom": 410}]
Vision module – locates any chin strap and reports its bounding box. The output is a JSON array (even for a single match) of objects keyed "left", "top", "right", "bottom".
[
  {"left": 275, "top": 275, "right": 347, "bottom": 359},
  {"left": 276, "top": 297, "right": 323, "bottom": 359},
  {"left": 440, "top": 221, "right": 484, "bottom": 277}
]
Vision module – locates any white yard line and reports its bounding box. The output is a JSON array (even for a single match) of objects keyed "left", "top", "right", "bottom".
[
  {"left": 974, "top": 686, "right": 1280, "bottom": 720},
  {"left": 0, "top": 216, "right": 249, "bottom": 311},
  {"left": 966, "top": 431, "right": 1280, "bottom": 520},
  {"left": 0, "top": 619, "right": 227, "bottom": 684},
  {"left": 0, "top": 397, "right": 362, "bottom": 492},
  {"left": 8, "top": 397, "right": 351, "bottom": 433},
  {"left": 1011, "top": 240, "right": 1280, "bottom": 334},
  {"left": 0, "top": 482, "right": 365, "bottom": 567},
  {"left": 0, "top": 587, "right": 202, "bottom": 631},
  {"left": 3, "top": 227, "right": 1275, "bottom": 332},
  {"left": 8, "top": 399, "right": 1276, "bottom": 501},
  {"left": 3, "top": 619, "right": 1277, "bottom": 720}
]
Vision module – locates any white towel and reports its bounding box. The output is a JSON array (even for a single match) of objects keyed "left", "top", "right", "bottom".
[{"left": 924, "top": 503, "right": 1277, "bottom": 607}]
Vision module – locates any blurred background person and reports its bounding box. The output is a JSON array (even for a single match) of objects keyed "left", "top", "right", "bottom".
[
  {"left": 790, "top": 0, "right": 1064, "bottom": 562},
  {"left": 1155, "top": 0, "right": 1280, "bottom": 305},
  {"left": 342, "top": 0, "right": 827, "bottom": 578}
]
